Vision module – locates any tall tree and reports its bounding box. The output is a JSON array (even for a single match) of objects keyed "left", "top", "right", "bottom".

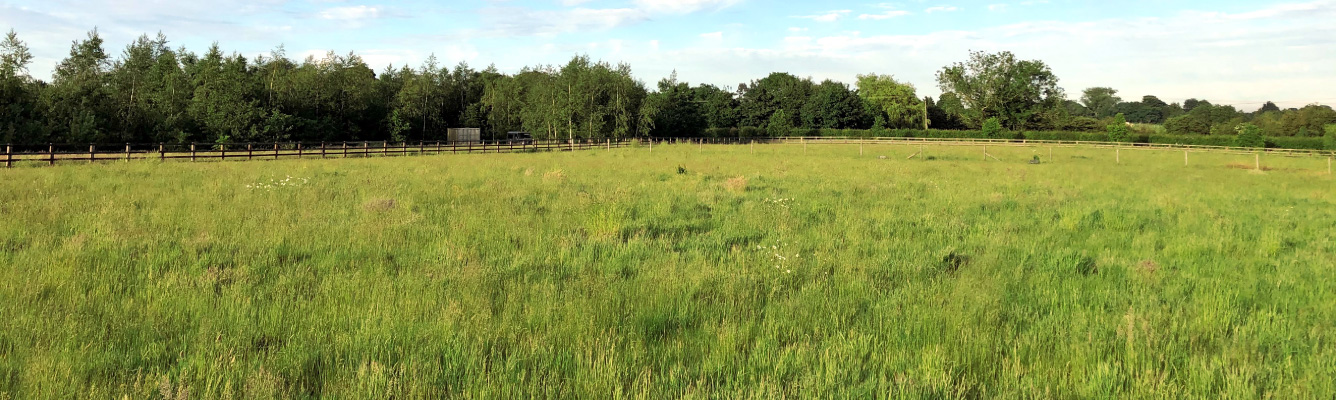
[
  {"left": 1079, "top": 87, "right": 1121, "bottom": 118},
  {"left": 0, "top": 30, "right": 43, "bottom": 144},
  {"left": 856, "top": 74, "right": 923, "bottom": 129},
  {"left": 46, "top": 29, "right": 114, "bottom": 143},
  {"left": 936, "top": 50, "right": 1064, "bottom": 130},
  {"left": 693, "top": 84, "right": 739, "bottom": 130},
  {"left": 738, "top": 72, "right": 812, "bottom": 128},
  {"left": 801, "top": 80, "right": 866, "bottom": 129}
]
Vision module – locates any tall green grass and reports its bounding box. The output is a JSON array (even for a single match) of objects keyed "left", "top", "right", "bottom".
[{"left": 2, "top": 143, "right": 1334, "bottom": 398}]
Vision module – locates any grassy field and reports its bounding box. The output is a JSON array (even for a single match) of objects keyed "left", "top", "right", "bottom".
[{"left": 2, "top": 143, "right": 1335, "bottom": 399}]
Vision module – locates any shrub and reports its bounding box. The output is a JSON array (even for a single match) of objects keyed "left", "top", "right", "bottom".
[
  {"left": 1326, "top": 124, "right": 1336, "bottom": 150},
  {"left": 1061, "top": 117, "right": 1103, "bottom": 132},
  {"left": 767, "top": 110, "right": 793, "bottom": 137},
  {"left": 1165, "top": 115, "right": 1209, "bottom": 135},
  {"left": 1235, "top": 123, "right": 1265, "bottom": 148},
  {"left": 739, "top": 126, "right": 764, "bottom": 138},
  {"left": 1106, "top": 113, "right": 1131, "bottom": 142},
  {"left": 982, "top": 117, "right": 1004, "bottom": 139}
]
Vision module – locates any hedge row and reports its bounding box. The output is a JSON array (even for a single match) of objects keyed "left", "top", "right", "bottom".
[{"left": 695, "top": 128, "right": 1328, "bottom": 150}]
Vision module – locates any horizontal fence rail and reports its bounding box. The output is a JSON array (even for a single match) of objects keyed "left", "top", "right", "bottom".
[
  {"left": 4, "top": 136, "right": 1334, "bottom": 168},
  {"left": 1, "top": 139, "right": 632, "bottom": 167}
]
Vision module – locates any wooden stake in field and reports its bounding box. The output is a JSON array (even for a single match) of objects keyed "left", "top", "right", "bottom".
[
  {"left": 907, "top": 145, "right": 924, "bottom": 160},
  {"left": 190, "top": 143, "right": 196, "bottom": 162},
  {"left": 89, "top": 145, "right": 95, "bottom": 163},
  {"left": 48, "top": 144, "right": 54, "bottom": 166},
  {"left": 860, "top": 142, "right": 863, "bottom": 156},
  {"left": 1184, "top": 150, "right": 1188, "bottom": 166},
  {"left": 1116, "top": 147, "right": 1120, "bottom": 164},
  {"left": 1255, "top": 153, "right": 1260, "bottom": 171},
  {"left": 1049, "top": 147, "right": 1053, "bottom": 163},
  {"left": 4, "top": 144, "right": 11, "bottom": 168}
]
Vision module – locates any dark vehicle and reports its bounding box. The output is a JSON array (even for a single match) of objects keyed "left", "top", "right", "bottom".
[{"left": 507, "top": 131, "right": 534, "bottom": 144}]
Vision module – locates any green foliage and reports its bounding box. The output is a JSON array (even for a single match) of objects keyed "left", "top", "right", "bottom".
[
  {"left": 738, "top": 72, "right": 812, "bottom": 129},
  {"left": 936, "top": 50, "right": 1064, "bottom": 130},
  {"left": 6, "top": 28, "right": 1336, "bottom": 148},
  {"left": 646, "top": 72, "right": 706, "bottom": 137},
  {"left": 1165, "top": 114, "right": 1210, "bottom": 135},
  {"left": 1324, "top": 124, "right": 1336, "bottom": 150},
  {"left": 856, "top": 74, "right": 923, "bottom": 129},
  {"left": 800, "top": 80, "right": 866, "bottom": 129},
  {"left": 1234, "top": 123, "right": 1265, "bottom": 148},
  {"left": 1079, "top": 87, "right": 1120, "bottom": 118},
  {"left": 981, "top": 117, "right": 1004, "bottom": 138},
  {"left": 1107, "top": 113, "right": 1131, "bottom": 142},
  {"left": 766, "top": 109, "right": 793, "bottom": 137}
]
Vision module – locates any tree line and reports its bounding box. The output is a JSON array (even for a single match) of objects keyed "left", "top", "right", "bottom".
[{"left": 2, "top": 30, "right": 1334, "bottom": 146}]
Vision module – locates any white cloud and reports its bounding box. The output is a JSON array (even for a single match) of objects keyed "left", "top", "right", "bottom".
[
  {"left": 616, "top": 1, "right": 1336, "bottom": 108},
  {"left": 318, "top": 6, "right": 382, "bottom": 21},
  {"left": 988, "top": 4, "right": 1008, "bottom": 11},
  {"left": 925, "top": 6, "right": 959, "bottom": 13},
  {"left": 858, "top": 10, "right": 911, "bottom": 20},
  {"left": 797, "top": 10, "right": 852, "bottom": 22},
  {"left": 700, "top": 31, "right": 723, "bottom": 40},
  {"left": 633, "top": 0, "right": 742, "bottom": 14}
]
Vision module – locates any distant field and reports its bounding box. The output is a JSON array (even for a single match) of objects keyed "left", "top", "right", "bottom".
[{"left": 2, "top": 143, "right": 1334, "bottom": 398}]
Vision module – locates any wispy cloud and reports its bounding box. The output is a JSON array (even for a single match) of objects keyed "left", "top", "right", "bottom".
[
  {"left": 796, "top": 9, "right": 852, "bottom": 22},
  {"left": 633, "top": 0, "right": 743, "bottom": 14},
  {"left": 858, "top": 10, "right": 911, "bottom": 20},
  {"left": 318, "top": 6, "right": 382, "bottom": 22},
  {"left": 925, "top": 6, "right": 959, "bottom": 13}
]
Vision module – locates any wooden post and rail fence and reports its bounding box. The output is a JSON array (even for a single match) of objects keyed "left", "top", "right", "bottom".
[{"left": 3, "top": 136, "right": 1334, "bottom": 174}]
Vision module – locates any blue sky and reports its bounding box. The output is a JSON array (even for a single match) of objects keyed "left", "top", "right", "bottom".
[{"left": 3, "top": 0, "right": 1335, "bottom": 109}]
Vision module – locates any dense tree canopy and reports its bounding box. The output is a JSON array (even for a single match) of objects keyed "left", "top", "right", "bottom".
[
  {"left": 0, "top": 31, "right": 1331, "bottom": 145},
  {"left": 935, "top": 50, "right": 1064, "bottom": 130}
]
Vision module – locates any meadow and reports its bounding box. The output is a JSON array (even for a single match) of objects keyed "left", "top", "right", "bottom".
[{"left": 1, "top": 142, "right": 1334, "bottom": 399}]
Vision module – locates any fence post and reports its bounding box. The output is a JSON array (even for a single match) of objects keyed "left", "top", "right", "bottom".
[
  {"left": 48, "top": 144, "right": 55, "bottom": 166},
  {"left": 4, "top": 144, "right": 10, "bottom": 168},
  {"left": 159, "top": 143, "right": 165, "bottom": 162},
  {"left": 248, "top": 143, "right": 253, "bottom": 160},
  {"left": 1184, "top": 150, "right": 1188, "bottom": 166},
  {"left": 220, "top": 143, "right": 226, "bottom": 161},
  {"left": 1255, "top": 153, "right": 1260, "bottom": 171},
  {"left": 297, "top": 142, "right": 303, "bottom": 158},
  {"left": 1049, "top": 147, "right": 1053, "bottom": 163},
  {"left": 190, "top": 143, "right": 196, "bottom": 162},
  {"left": 321, "top": 142, "right": 327, "bottom": 158},
  {"left": 89, "top": 145, "right": 95, "bottom": 163},
  {"left": 274, "top": 142, "right": 279, "bottom": 160},
  {"left": 125, "top": 143, "right": 131, "bottom": 162},
  {"left": 1116, "top": 147, "right": 1120, "bottom": 164},
  {"left": 342, "top": 142, "right": 348, "bottom": 158}
]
